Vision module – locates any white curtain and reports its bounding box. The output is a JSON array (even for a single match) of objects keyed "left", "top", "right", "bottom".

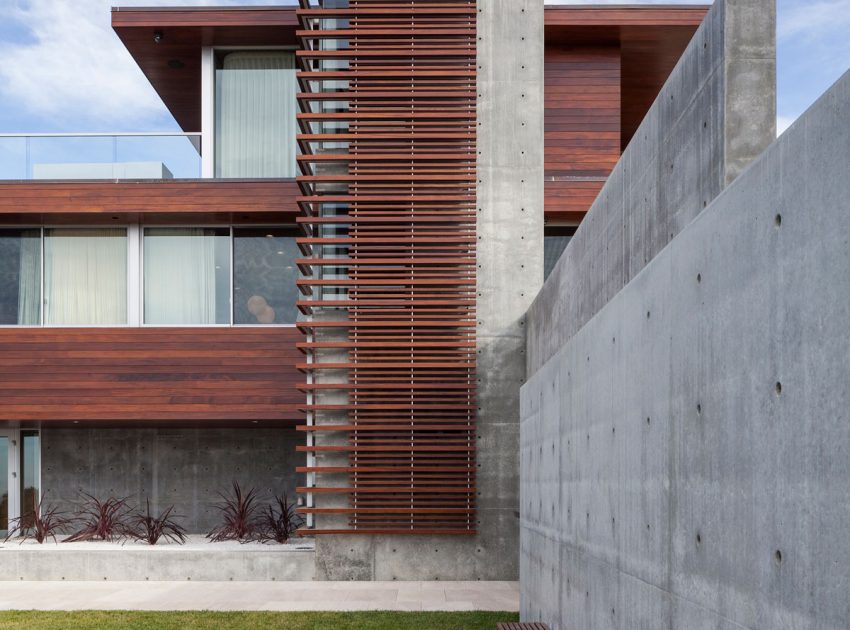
[
  {"left": 16, "top": 230, "right": 40, "bottom": 325},
  {"left": 44, "top": 228, "right": 127, "bottom": 325},
  {"left": 144, "top": 229, "right": 221, "bottom": 325},
  {"left": 215, "top": 51, "right": 297, "bottom": 178}
]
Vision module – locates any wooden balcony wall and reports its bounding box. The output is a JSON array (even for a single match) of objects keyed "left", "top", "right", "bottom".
[
  {"left": 0, "top": 179, "right": 299, "bottom": 225},
  {"left": 544, "top": 44, "right": 621, "bottom": 224},
  {"left": 0, "top": 328, "right": 302, "bottom": 423}
]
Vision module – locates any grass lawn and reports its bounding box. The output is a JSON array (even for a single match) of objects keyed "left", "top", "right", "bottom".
[{"left": 0, "top": 611, "right": 519, "bottom": 629}]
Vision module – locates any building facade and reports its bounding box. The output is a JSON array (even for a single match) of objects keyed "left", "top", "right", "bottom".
[{"left": 0, "top": 1, "right": 706, "bottom": 580}]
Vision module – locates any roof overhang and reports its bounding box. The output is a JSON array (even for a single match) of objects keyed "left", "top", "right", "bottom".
[
  {"left": 112, "top": 6, "right": 299, "bottom": 132},
  {"left": 113, "top": 4, "right": 708, "bottom": 136}
]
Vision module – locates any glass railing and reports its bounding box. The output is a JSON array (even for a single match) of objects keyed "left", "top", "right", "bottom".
[{"left": 0, "top": 133, "right": 202, "bottom": 180}]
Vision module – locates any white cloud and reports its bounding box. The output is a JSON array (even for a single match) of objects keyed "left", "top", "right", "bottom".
[
  {"left": 0, "top": 0, "right": 287, "bottom": 130},
  {"left": 778, "top": 0, "right": 850, "bottom": 40}
]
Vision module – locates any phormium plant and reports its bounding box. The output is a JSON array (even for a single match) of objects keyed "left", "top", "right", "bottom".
[
  {"left": 130, "top": 499, "right": 187, "bottom": 546},
  {"left": 4, "top": 495, "right": 76, "bottom": 544},
  {"left": 63, "top": 493, "right": 135, "bottom": 543},
  {"left": 207, "top": 481, "right": 261, "bottom": 542},
  {"left": 256, "top": 493, "right": 303, "bottom": 544}
]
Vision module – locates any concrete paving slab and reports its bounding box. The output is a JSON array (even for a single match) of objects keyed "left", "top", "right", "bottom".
[{"left": 0, "top": 580, "right": 519, "bottom": 612}]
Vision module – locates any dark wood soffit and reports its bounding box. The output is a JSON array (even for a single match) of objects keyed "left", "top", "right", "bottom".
[
  {"left": 112, "top": 4, "right": 706, "bottom": 133},
  {"left": 544, "top": 5, "right": 708, "bottom": 26},
  {"left": 0, "top": 179, "right": 299, "bottom": 224},
  {"left": 112, "top": 7, "right": 299, "bottom": 131}
]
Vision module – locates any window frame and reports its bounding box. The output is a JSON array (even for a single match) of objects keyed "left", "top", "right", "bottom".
[
  {"left": 0, "top": 224, "right": 298, "bottom": 328},
  {"left": 210, "top": 46, "right": 299, "bottom": 180}
]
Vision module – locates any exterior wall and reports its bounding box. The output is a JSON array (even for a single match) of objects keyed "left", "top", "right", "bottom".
[
  {"left": 42, "top": 427, "right": 303, "bottom": 534},
  {"left": 544, "top": 45, "right": 621, "bottom": 222},
  {"left": 520, "top": 68, "right": 850, "bottom": 629},
  {"left": 0, "top": 328, "right": 302, "bottom": 422},
  {"left": 0, "top": 180, "right": 298, "bottom": 221},
  {"left": 527, "top": 0, "right": 776, "bottom": 376}
]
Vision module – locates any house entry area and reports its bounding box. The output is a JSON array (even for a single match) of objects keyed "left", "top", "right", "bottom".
[{"left": 0, "top": 429, "right": 40, "bottom": 538}]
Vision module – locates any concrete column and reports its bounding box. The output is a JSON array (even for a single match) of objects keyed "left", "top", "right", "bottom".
[
  {"left": 474, "top": 0, "right": 546, "bottom": 577},
  {"left": 312, "top": 0, "right": 544, "bottom": 580}
]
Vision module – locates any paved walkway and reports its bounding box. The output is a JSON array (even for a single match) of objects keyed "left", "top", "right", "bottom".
[{"left": 0, "top": 581, "right": 519, "bottom": 612}]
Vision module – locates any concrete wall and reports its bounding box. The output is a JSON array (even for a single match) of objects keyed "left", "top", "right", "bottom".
[
  {"left": 42, "top": 427, "right": 303, "bottom": 534},
  {"left": 312, "top": 0, "right": 545, "bottom": 580},
  {"left": 2, "top": 545, "right": 316, "bottom": 582},
  {"left": 526, "top": 0, "right": 776, "bottom": 376},
  {"left": 520, "top": 68, "right": 850, "bottom": 629}
]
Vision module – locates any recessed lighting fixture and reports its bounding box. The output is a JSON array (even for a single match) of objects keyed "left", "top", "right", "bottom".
[
  {"left": 276, "top": 250, "right": 285, "bottom": 255},
  {"left": 153, "top": 31, "right": 163, "bottom": 44},
  {"left": 265, "top": 233, "right": 275, "bottom": 238}
]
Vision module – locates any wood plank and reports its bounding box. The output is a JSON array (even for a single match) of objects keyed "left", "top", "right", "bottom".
[{"left": 0, "top": 327, "right": 303, "bottom": 423}]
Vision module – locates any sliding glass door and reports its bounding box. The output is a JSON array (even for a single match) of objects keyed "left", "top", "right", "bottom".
[{"left": 0, "top": 430, "right": 40, "bottom": 538}]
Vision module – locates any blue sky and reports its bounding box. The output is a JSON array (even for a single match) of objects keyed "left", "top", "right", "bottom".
[{"left": 0, "top": 0, "right": 848, "bottom": 135}]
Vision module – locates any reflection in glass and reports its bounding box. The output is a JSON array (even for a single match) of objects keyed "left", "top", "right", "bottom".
[
  {"left": 21, "top": 432, "right": 40, "bottom": 528},
  {"left": 215, "top": 51, "right": 297, "bottom": 178},
  {"left": 44, "top": 228, "right": 127, "bottom": 325},
  {"left": 29, "top": 135, "right": 113, "bottom": 179},
  {"left": 233, "top": 228, "right": 299, "bottom": 325},
  {"left": 144, "top": 228, "right": 230, "bottom": 325},
  {"left": 116, "top": 135, "right": 201, "bottom": 179},
  {"left": 0, "top": 229, "right": 41, "bottom": 325},
  {"left": 0, "top": 437, "right": 7, "bottom": 536}
]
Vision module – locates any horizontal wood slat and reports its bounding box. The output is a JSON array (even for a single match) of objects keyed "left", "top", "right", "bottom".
[
  {"left": 0, "top": 180, "right": 298, "bottom": 224},
  {"left": 0, "top": 328, "right": 302, "bottom": 423},
  {"left": 295, "top": 0, "right": 476, "bottom": 535},
  {"left": 544, "top": 45, "right": 620, "bottom": 223}
]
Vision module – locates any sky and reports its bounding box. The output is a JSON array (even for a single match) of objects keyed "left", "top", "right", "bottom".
[{"left": 0, "top": 0, "right": 848, "bottom": 136}]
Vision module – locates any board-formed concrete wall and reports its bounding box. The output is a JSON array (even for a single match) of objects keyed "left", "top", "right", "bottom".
[
  {"left": 526, "top": 0, "right": 775, "bottom": 377},
  {"left": 42, "top": 427, "right": 302, "bottom": 533},
  {"left": 520, "top": 69, "right": 850, "bottom": 629}
]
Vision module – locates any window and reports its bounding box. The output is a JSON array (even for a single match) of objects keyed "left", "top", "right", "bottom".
[
  {"left": 144, "top": 228, "right": 230, "bottom": 325},
  {"left": 44, "top": 228, "right": 127, "bottom": 325},
  {"left": 215, "top": 51, "right": 297, "bottom": 178},
  {"left": 0, "top": 228, "right": 40, "bottom": 325},
  {"left": 544, "top": 226, "right": 577, "bottom": 280},
  {"left": 0, "top": 226, "right": 297, "bottom": 327},
  {"left": 233, "top": 227, "right": 299, "bottom": 325},
  {"left": 20, "top": 432, "right": 39, "bottom": 529}
]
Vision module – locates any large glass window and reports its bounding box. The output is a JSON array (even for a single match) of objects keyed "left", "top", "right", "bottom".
[
  {"left": 44, "top": 228, "right": 127, "bottom": 325},
  {"left": 0, "top": 228, "right": 41, "bottom": 325},
  {"left": 233, "top": 228, "right": 299, "bottom": 325},
  {"left": 215, "top": 51, "right": 297, "bottom": 178},
  {"left": 144, "top": 228, "right": 230, "bottom": 325}
]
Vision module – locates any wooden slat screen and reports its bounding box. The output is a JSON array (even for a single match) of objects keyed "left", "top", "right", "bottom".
[{"left": 294, "top": 0, "right": 477, "bottom": 535}]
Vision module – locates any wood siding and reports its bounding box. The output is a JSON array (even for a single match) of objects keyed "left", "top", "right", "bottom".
[
  {"left": 0, "top": 180, "right": 298, "bottom": 224},
  {"left": 0, "top": 328, "right": 302, "bottom": 423},
  {"left": 545, "top": 45, "right": 620, "bottom": 223}
]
